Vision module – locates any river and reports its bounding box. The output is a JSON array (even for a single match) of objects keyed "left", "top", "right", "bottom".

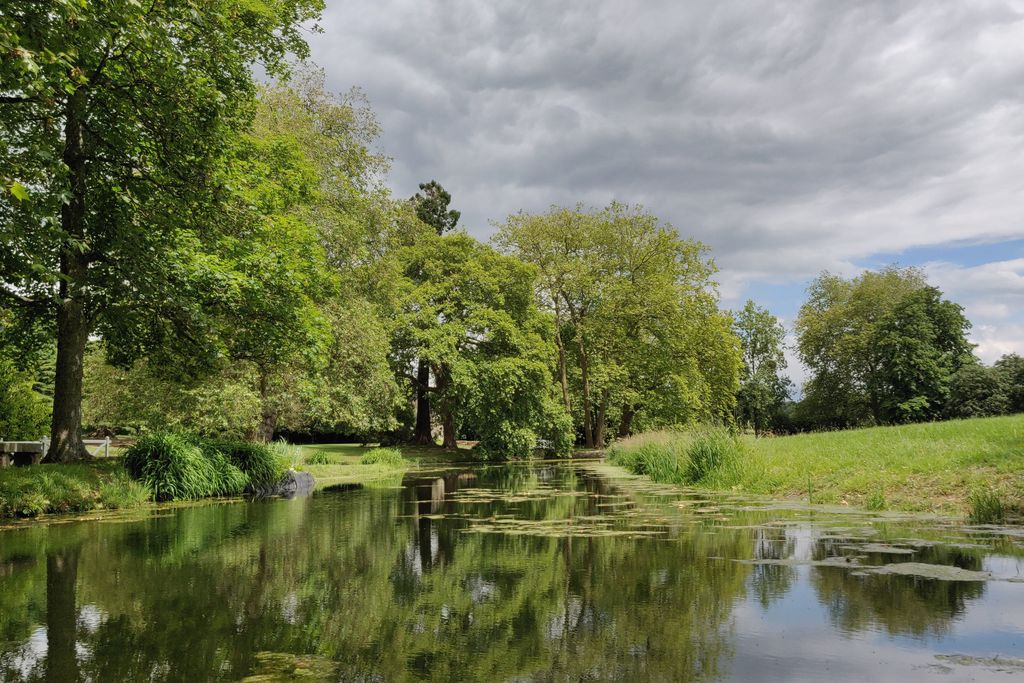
[{"left": 1, "top": 460, "right": 1022, "bottom": 681}]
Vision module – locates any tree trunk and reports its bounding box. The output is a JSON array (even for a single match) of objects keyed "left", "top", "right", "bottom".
[
  {"left": 441, "top": 410, "right": 457, "bottom": 450},
  {"left": 46, "top": 547, "right": 80, "bottom": 683},
  {"left": 257, "top": 371, "right": 276, "bottom": 442},
  {"left": 577, "top": 337, "right": 594, "bottom": 448},
  {"left": 413, "top": 359, "right": 434, "bottom": 445},
  {"left": 594, "top": 389, "right": 609, "bottom": 448},
  {"left": 617, "top": 403, "right": 635, "bottom": 438},
  {"left": 433, "top": 363, "right": 458, "bottom": 450},
  {"left": 46, "top": 87, "right": 90, "bottom": 463},
  {"left": 554, "top": 316, "right": 571, "bottom": 413}
]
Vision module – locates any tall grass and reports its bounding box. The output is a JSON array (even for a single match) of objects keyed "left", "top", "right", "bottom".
[
  {"left": 123, "top": 433, "right": 285, "bottom": 501},
  {"left": 608, "top": 427, "right": 745, "bottom": 487}
]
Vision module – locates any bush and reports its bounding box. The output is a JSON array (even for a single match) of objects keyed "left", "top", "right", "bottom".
[
  {"left": 123, "top": 433, "right": 284, "bottom": 501},
  {"left": 475, "top": 425, "right": 537, "bottom": 460},
  {"left": 304, "top": 450, "right": 331, "bottom": 465},
  {"left": 685, "top": 427, "right": 739, "bottom": 483},
  {"left": 198, "top": 438, "right": 284, "bottom": 490},
  {"left": 0, "top": 357, "right": 50, "bottom": 440},
  {"left": 360, "top": 447, "right": 407, "bottom": 467}
]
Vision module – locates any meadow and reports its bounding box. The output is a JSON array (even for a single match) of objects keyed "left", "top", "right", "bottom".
[{"left": 608, "top": 414, "right": 1024, "bottom": 520}]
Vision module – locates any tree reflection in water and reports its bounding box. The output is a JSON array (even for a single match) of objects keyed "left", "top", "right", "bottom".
[{"left": 0, "top": 461, "right": 1015, "bottom": 682}]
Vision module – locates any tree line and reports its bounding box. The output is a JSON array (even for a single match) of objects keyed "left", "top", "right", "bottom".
[
  {"left": 735, "top": 266, "right": 1024, "bottom": 434},
  {"left": 1, "top": 3, "right": 1020, "bottom": 462}
]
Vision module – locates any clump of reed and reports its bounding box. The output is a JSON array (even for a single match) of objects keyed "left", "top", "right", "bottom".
[{"left": 607, "top": 427, "right": 745, "bottom": 487}]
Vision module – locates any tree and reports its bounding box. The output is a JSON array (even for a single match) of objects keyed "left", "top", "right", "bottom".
[
  {"left": 994, "top": 354, "right": 1024, "bottom": 414},
  {"left": 0, "top": 0, "right": 323, "bottom": 461},
  {"left": 875, "top": 287, "right": 972, "bottom": 422},
  {"left": 795, "top": 267, "right": 972, "bottom": 426},
  {"left": 82, "top": 73, "right": 402, "bottom": 441},
  {"left": 407, "top": 180, "right": 461, "bottom": 444},
  {"left": 390, "top": 233, "right": 569, "bottom": 454},
  {"left": 732, "top": 301, "right": 791, "bottom": 436},
  {"left": 946, "top": 363, "right": 1006, "bottom": 419},
  {"left": 411, "top": 181, "right": 461, "bottom": 236},
  {"left": 496, "top": 203, "right": 738, "bottom": 447}
]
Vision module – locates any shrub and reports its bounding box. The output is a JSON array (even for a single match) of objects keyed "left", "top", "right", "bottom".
[
  {"left": 360, "top": 448, "right": 407, "bottom": 467},
  {"left": 609, "top": 427, "right": 744, "bottom": 487},
  {"left": 0, "top": 357, "right": 50, "bottom": 440},
  {"left": 475, "top": 425, "right": 537, "bottom": 461},
  {"left": 685, "top": 427, "right": 740, "bottom": 483},
  {"left": 304, "top": 450, "right": 331, "bottom": 465}
]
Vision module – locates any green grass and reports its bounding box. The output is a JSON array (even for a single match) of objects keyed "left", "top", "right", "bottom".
[
  {"left": 610, "top": 415, "right": 1024, "bottom": 517},
  {"left": 296, "top": 443, "right": 471, "bottom": 488},
  {"left": 0, "top": 460, "right": 151, "bottom": 518}
]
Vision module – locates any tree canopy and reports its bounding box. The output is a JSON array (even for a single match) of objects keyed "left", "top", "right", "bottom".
[
  {"left": 496, "top": 203, "right": 740, "bottom": 447},
  {"left": 0, "top": 0, "right": 324, "bottom": 460}
]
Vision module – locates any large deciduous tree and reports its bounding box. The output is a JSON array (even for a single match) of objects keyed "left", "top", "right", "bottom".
[
  {"left": 81, "top": 71, "right": 402, "bottom": 441},
  {"left": 0, "top": 0, "right": 323, "bottom": 460},
  {"left": 795, "top": 267, "right": 972, "bottom": 426},
  {"left": 391, "top": 233, "right": 570, "bottom": 455},
  {"left": 733, "top": 300, "right": 791, "bottom": 436},
  {"left": 496, "top": 203, "right": 739, "bottom": 447}
]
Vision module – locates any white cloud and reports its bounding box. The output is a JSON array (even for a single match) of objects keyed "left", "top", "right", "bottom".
[{"left": 307, "top": 0, "right": 1024, "bottom": 356}]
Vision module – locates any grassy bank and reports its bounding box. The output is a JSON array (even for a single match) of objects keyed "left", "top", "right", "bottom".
[
  {"left": 608, "top": 415, "right": 1024, "bottom": 520},
  {"left": 0, "top": 459, "right": 151, "bottom": 518},
  {"left": 0, "top": 441, "right": 471, "bottom": 519}
]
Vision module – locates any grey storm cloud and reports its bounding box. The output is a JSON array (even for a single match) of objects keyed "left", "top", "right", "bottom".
[{"left": 307, "top": 1, "right": 1024, "bottom": 327}]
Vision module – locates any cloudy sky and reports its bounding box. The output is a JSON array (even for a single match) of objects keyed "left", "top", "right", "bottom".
[{"left": 306, "top": 0, "right": 1024, "bottom": 380}]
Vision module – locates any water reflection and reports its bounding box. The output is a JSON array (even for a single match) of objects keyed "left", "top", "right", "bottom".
[{"left": 0, "top": 461, "right": 1022, "bottom": 681}]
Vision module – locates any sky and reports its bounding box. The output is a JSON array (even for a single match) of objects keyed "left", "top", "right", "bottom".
[{"left": 305, "top": 0, "right": 1024, "bottom": 383}]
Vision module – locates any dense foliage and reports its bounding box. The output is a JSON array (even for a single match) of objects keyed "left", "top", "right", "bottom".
[
  {"left": 732, "top": 301, "right": 791, "bottom": 436},
  {"left": 1, "top": 0, "right": 324, "bottom": 461},
  {"left": 795, "top": 267, "right": 973, "bottom": 428},
  {"left": 1, "top": 4, "right": 1018, "bottom": 465},
  {"left": 496, "top": 204, "right": 740, "bottom": 448}
]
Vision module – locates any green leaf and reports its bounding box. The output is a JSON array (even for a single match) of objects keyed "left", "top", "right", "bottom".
[{"left": 9, "top": 182, "right": 29, "bottom": 202}]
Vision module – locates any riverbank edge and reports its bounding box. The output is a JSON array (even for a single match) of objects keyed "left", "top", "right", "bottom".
[
  {"left": 606, "top": 415, "right": 1024, "bottom": 521},
  {"left": 0, "top": 452, "right": 411, "bottom": 521}
]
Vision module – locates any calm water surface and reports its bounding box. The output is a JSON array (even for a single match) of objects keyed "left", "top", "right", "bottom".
[{"left": 1, "top": 460, "right": 1023, "bottom": 682}]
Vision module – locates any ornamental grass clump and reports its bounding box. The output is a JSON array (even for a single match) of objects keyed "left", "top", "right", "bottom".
[
  {"left": 124, "top": 433, "right": 221, "bottom": 501},
  {"left": 124, "top": 433, "right": 285, "bottom": 501},
  {"left": 201, "top": 438, "right": 285, "bottom": 490}
]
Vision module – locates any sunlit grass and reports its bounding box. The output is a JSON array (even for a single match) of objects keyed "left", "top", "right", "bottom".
[{"left": 610, "top": 415, "right": 1024, "bottom": 517}]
